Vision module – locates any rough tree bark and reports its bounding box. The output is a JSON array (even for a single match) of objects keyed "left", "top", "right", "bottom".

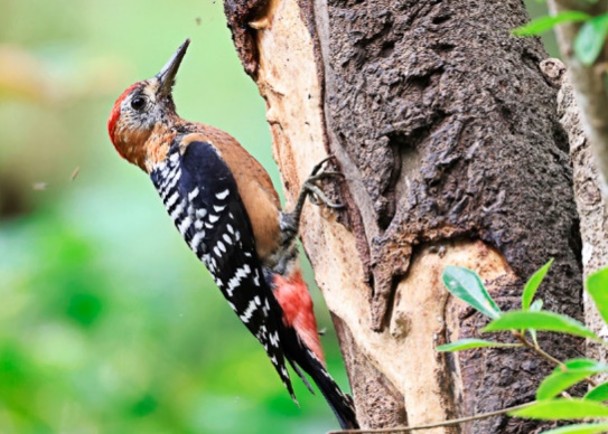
[
  {"left": 548, "top": 0, "right": 608, "bottom": 196},
  {"left": 541, "top": 57, "right": 608, "bottom": 380},
  {"left": 224, "top": 1, "right": 584, "bottom": 432},
  {"left": 544, "top": 0, "right": 608, "bottom": 379}
]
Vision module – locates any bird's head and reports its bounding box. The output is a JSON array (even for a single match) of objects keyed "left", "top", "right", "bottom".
[{"left": 107, "top": 39, "right": 190, "bottom": 169}]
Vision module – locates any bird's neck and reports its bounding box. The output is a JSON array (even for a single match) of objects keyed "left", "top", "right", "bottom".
[
  {"left": 128, "top": 118, "right": 184, "bottom": 173},
  {"left": 125, "top": 120, "right": 236, "bottom": 173},
  {"left": 140, "top": 126, "right": 176, "bottom": 172}
]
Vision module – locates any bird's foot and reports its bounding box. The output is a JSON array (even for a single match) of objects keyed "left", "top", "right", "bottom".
[{"left": 299, "top": 155, "right": 345, "bottom": 210}]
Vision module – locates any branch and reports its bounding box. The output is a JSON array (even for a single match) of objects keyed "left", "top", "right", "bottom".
[
  {"left": 513, "top": 331, "right": 597, "bottom": 387},
  {"left": 548, "top": 0, "right": 608, "bottom": 196},
  {"left": 328, "top": 402, "right": 533, "bottom": 434}
]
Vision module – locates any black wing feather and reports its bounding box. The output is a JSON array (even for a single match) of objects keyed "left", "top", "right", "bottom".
[
  {"left": 151, "top": 140, "right": 295, "bottom": 398},
  {"left": 152, "top": 140, "right": 358, "bottom": 429}
]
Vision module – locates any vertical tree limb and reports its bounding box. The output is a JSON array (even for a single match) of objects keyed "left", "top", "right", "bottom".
[
  {"left": 224, "top": 1, "right": 584, "bottom": 432},
  {"left": 541, "top": 57, "right": 608, "bottom": 377},
  {"left": 548, "top": 0, "right": 608, "bottom": 195}
]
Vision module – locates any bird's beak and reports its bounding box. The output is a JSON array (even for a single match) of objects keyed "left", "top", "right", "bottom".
[{"left": 156, "top": 38, "right": 190, "bottom": 98}]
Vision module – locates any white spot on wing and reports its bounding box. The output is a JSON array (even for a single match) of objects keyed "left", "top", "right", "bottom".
[
  {"left": 161, "top": 170, "right": 181, "bottom": 200},
  {"left": 188, "top": 187, "right": 200, "bottom": 200},
  {"left": 216, "top": 189, "right": 230, "bottom": 200},
  {"left": 170, "top": 202, "right": 185, "bottom": 220},
  {"left": 226, "top": 264, "right": 252, "bottom": 297},
  {"left": 159, "top": 168, "right": 170, "bottom": 183},
  {"left": 189, "top": 232, "right": 205, "bottom": 251},
  {"left": 217, "top": 240, "right": 226, "bottom": 253},
  {"left": 178, "top": 216, "right": 192, "bottom": 235},
  {"left": 165, "top": 192, "right": 179, "bottom": 208},
  {"left": 269, "top": 331, "right": 280, "bottom": 347},
  {"left": 240, "top": 298, "right": 258, "bottom": 324}
]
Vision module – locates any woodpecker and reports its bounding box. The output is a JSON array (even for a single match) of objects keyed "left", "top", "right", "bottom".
[{"left": 107, "top": 39, "right": 358, "bottom": 429}]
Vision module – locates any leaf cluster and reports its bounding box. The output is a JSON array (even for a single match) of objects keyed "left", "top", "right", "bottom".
[{"left": 439, "top": 262, "right": 608, "bottom": 433}]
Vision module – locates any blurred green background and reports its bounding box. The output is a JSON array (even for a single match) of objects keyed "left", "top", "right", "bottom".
[{"left": 0, "top": 1, "right": 555, "bottom": 433}]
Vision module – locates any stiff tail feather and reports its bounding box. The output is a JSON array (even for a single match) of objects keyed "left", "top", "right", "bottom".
[
  {"left": 281, "top": 325, "right": 359, "bottom": 429},
  {"left": 272, "top": 270, "right": 358, "bottom": 429}
]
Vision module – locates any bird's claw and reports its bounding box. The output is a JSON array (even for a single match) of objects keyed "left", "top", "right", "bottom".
[
  {"left": 309, "top": 155, "right": 337, "bottom": 177},
  {"left": 279, "top": 156, "right": 345, "bottom": 247},
  {"left": 304, "top": 182, "right": 345, "bottom": 209},
  {"left": 302, "top": 156, "right": 345, "bottom": 210}
]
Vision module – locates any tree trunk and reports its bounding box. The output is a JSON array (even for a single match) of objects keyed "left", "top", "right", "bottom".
[
  {"left": 224, "top": 1, "right": 584, "bottom": 432},
  {"left": 541, "top": 57, "right": 608, "bottom": 382}
]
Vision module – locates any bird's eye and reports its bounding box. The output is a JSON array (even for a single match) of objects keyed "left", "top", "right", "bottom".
[{"left": 130, "top": 95, "right": 147, "bottom": 111}]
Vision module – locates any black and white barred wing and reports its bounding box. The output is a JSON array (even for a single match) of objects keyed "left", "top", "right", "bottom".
[{"left": 151, "top": 140, "right": 295, "bottom": 398}]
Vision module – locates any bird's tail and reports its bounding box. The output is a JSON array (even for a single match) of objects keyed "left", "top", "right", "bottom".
[
  {"left": 278, "top": 323, "right": 359, "bottom": 429},
  {"left": 272, "top": 270, "right": 359, "bottom": 429},
  {"left": 296, "top": 341, "right": 359, "bottom": 429}
]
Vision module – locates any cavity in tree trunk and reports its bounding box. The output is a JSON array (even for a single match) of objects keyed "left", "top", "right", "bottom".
[{"left": 224, "top": 0, "right": 584, "bottom": 432}]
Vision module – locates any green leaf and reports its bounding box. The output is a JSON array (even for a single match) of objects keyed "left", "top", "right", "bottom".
[
  {"left": 436, "top": 338, "right": 521, "bottom": 352},
  {"left": 442, "top": 266, "right": 502, "bottom": 319},
  {"left": 529, "top": 299, "right": 543, "bottom": 345},
  {"left": 586, "top": 267, "right": 608, "bottom": 326},
  {"left": 483, "top": 311, "right": 599, "bottom": 340},
  {"left": 562, "top": 358, "right": 606, "bottom": 370},
  {"left": 585, "top": 382, "right": 608, "bottom": 401},
  {"left": 540, "top": 423, "right": 608, "bottom": 434},
  {"left": 510, "top": 399, "right": 608, "bottom": 419},
  {"left": 536, "top": 359, "right": 608, "bottom": 400},
  {"left": 536, "top": 371, "right": 589, "bottom": 400},
  {"left": 522, "top": 259, "right": 554, "bottom": 310},
  {"left": 575, "top": 13, "right": 608, "bottom": 66},
  {"left": 513, "top": 11, "right": 591, "bottom": 37}
]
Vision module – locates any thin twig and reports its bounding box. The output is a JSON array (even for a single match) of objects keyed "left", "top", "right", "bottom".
[
  {"left": 328, "top": 402, "right": 533, "bottom": 434},
  {"left": 513, "top": 331, "right": 564, "bottom": 366},
  {"left": 513, "top": 331, "right": 597, "bottom": 387},
  {"left": 331, "top": 332, "right": 600, "bottom": 434}
]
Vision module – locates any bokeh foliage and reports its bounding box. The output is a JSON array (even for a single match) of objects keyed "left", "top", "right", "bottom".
[{"left": 0, "top": 1, "right": 347, "bottom": 432}]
